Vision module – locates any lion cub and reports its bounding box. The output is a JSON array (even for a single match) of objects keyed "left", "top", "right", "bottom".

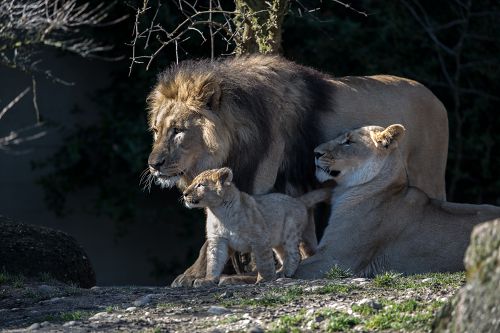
[{"left": 182, "top": 167, "right": 330, "bottom": 286}]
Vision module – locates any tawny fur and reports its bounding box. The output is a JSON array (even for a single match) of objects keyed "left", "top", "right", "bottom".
[
  {"left": 145, "top": 55, "right": 449, "bottom": 287},
  {"left": 295, "top": 125, "right": 500, "bottom": 278},
  {"left": 182, "top": 168, "right": 330, "bottom": 286}
]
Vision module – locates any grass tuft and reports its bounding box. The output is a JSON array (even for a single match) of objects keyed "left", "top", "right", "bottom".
[
  {"left": 315, "top": 283, "right": 359, "bottom": 295},
  {"left": 373, "top": 271, "right": 402, "bottom": 288},
  {"left": 325, "top": 265, "right": 352, "bottom": 279},
  {"left": 224, "top": 286, "right": 304, "bottom": 307}
]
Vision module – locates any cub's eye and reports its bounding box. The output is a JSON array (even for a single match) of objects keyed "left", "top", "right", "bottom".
[
  {"left": 196, "top": 183, "right": 205, "bottom": 189},
  {"left": 341, "top": 137, "right": 353, "bottom": 145},
  {"left": 173, "top": 128, "right": 183, "bottom": 135},
  {"left": 152, "top": 127, "right": 159, "bottom": 134}
]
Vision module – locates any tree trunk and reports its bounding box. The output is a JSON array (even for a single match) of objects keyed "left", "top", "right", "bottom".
[{"left": 234, "top": 0, "right": 290, "bottom": 55}]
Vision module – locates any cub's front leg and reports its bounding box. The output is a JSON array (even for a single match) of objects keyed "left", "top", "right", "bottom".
[{"left": 193, "top": 237, "right": 229, "bottom": 288}]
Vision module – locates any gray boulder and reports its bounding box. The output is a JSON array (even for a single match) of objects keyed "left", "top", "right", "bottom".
[
  {"left": 0, "top": 218, "right": 96, "bottom": 288},
  {"left": 433, "top": 218, "right": 500, "bottom": 333}
]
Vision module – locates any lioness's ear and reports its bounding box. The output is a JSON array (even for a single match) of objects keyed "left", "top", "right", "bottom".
[
  {"left": 217, "top": 167, "right": 233, "bottom": 185},
  {"left": 371, "top": 124, "right": 406, "bottom": 149}
]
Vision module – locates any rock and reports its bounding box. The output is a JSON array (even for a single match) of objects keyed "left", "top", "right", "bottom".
[
  {"left": 0, "top": 220, "right": 96, "bottom": 288},
  {"left": 356, "top": 298, "right": 383, "bottom": 310},
  {"left": 207, "top": 306, "right": 229, "bottom": 314},
  {"left": 125, "top": 307, "right": 137, "bottom": 312},
  {"left": 37, "top": 285, "right": 56, "bottom": 294},
  {"left": 421, "top": 278, "right": 433, "bottom": 283},
  {"left": 27, "top": 323, "right": 40, "bottom": 330},
  {"left": 133, "top": 294, "right": 154, "bottom": 306},
  {"left": 89, "top": 312, "right": 108, "bottom": 320},
  {"left": 63, "top": 321, "right": 77, "bottom": 327},
  {"left": 219, "top": 290, "right": 233, "bottom": 298},
  {"left": 247, "top": 327, "right": 264, "bottom": 333},
  {"left": 433, "top": 218, "right": 500, "bottom": 333},
  {"left": 351, "top": 278, "right": 369, "bottom": 284}
]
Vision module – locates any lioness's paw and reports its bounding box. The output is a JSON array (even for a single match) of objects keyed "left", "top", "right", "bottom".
[{"left": 193, "top": 278, "right": 218, "bottom": 288}]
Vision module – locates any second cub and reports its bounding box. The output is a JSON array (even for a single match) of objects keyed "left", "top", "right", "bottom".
[{"left": 183, "top": 167, "right": 330, "bottom": 286}]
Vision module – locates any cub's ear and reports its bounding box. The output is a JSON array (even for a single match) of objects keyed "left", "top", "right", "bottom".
[
  {"left": 217, "top": 167, "right": 233, "bottom": 185},
  {"left": 371, "top": 124, "right": 406, "bottom": 149}
]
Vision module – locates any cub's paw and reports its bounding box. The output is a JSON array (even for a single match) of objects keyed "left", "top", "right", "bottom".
[
  {"left": 193, "top": 278, "right": 218, "bottom": 288},
  {"left": 171, "top": 274, "right": 197, "bottom": 288}
]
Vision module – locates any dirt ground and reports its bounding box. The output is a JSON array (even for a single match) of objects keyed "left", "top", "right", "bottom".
[{"left": 0, "top": 272, "right": 464, "bottom": 332}]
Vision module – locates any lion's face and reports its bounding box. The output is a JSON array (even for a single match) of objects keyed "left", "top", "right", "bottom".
[
  {"left": 182, "top": 168, "right": 233, "bottom": 208},
  {"left": 314, "top": 124, "right": 405, "bottom": 187},
  {"left": 147, "top": 75, "right": 226, "bottom": 189},
  {"left": 148, "top": 102, "right": 206, "bottom": 187}
]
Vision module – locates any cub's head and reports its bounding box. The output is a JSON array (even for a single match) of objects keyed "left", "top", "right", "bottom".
[
  {"left": 182, "top": 168, "right": 233, "bottom": 208},
  {"left": 314, "top": 124, "right": 406, "bottom": 187},
  {"left": 146, "top": 61, "right": 228, "bottom": 189}
]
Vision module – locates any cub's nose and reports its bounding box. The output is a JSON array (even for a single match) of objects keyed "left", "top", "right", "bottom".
[
  {"left": 148, "top": 159, "right": 165, "bottom": 170},
  {"left": 314, "top": 151, "right": 324, "bottom": 159}
]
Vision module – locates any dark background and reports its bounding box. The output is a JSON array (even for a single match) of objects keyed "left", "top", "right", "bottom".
[{"left": 1, "top": 0, "right": 499, "bottom": 285}]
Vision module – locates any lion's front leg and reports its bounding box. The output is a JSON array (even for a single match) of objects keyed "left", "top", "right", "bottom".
[
  {"left": 193, "top": 237, "right": 229, "bottom": 288},
  {"left": 171, "top": 241, "right": 208, "bottom": 287}
]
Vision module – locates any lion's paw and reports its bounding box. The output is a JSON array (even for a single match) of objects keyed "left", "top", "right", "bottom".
[
  {"left": 171, "top": 274, "right": 197, "bottom": 288},
  {"left": 193, "top": 278, "right": 218, "bottom": 288}
]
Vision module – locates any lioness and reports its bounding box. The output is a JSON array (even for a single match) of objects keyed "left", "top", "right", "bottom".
[
  {"left": 294, "top": 124, "right": 500, "bottom": 278},
  {"left": 182, "top": 167, "right": 331, "bottom": 286},
  {"left": 146, "top": 55, "right": 449, "bottom": 286}
]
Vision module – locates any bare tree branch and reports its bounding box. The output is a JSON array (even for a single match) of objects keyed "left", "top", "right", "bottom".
[{"left": 0, "top": 0, "right": 122, "bottom": 153}]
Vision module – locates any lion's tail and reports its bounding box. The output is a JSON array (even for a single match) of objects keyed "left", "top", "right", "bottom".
[{"left": 298, "top": 188, "right": 332, "bottom": 208}]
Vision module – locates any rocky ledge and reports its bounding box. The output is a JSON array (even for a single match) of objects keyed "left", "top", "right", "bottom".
[{"left": 0, "top": 271, "right": 464, "bottom": 332}]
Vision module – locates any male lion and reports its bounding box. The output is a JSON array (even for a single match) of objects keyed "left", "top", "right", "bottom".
[
  {"left": 146, "top": 55, "right": 448, "bottom": 287},
  {"left": 294, "top": 124, "right": 500, "bottom": 278}
]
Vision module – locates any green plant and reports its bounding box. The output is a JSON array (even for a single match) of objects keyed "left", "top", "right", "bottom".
[
  {"left": 322, "top": 311, "right": 360, "bottom": 332},
  {"left": 373, "top": 271, "right": 402, "bottom": 288},
  {"left": 325, "top": 265, "right": 352, "bottom": 279},
  {"left": 315, "top": 283, "right": 358, "bottom": 295},
  {"left": 225, "top": 286, "right": 304, "bottom": 307},
  {"left": 59, "top": 310, "right": 88, "bottom": 322},
  {"left": 269, "top": 311, "right": 306, "bottom": 333}
]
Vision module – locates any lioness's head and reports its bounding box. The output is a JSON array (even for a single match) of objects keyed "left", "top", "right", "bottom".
[
  {"left": 314, "top": 124, "right": 406, "bottom": 186},
  {"left": 182, "top": 168, "right": 233, "bottom": 208},
  {"left": 146, "top": 62, "right": 228, "bottom": 189}
]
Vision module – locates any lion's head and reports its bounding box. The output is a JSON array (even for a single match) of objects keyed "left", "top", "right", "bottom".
[
  {"left": 146, "top": 61, "right": 230, "bottom": 189},
  {"left": 314, "top": 124, "right": 406, "bottom": 187}
]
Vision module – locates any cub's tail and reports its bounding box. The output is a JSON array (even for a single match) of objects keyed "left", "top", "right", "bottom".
[{"left": 298, "top": 188, "right": 332, "bottom": 208}]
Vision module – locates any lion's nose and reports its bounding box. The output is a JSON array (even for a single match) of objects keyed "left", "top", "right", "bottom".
[
  {"left": 148, "top": 159, "right": 165, "bottom": 170},
  {"left": 314, "top": 151, "right": 324, "bottom": 159}
]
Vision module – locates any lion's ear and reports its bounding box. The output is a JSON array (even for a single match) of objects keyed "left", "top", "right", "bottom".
[
  {"left": 201, "top": 81, "right": 221, "bottom": 111},
  {"left": 371, "top": 124, "right": 406, "bottom": 149},
  {"left": 217, "top": 167, "right": 233, "bottom": 185}
]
